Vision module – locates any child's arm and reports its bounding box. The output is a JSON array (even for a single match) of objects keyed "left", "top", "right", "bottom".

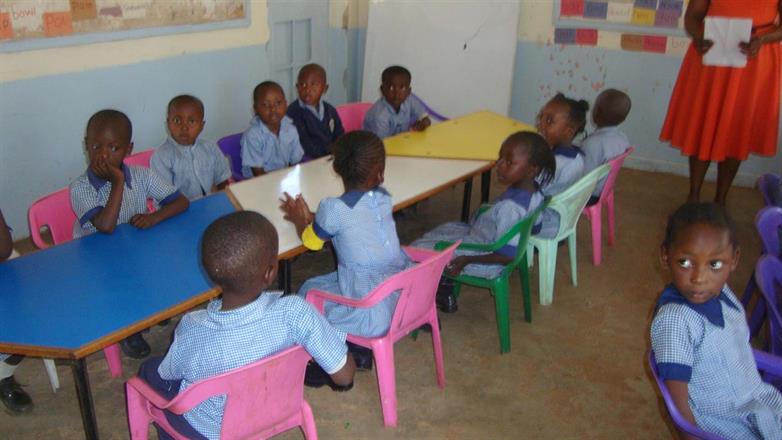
[
  {"left": 684, "top": 0, "right": 713, "bottom": 54},
  {"left": 89, "top": 159, "right": 126, "bottom": 233},
  {"left": 411, "top": 114, "right": 431, "bottom": 132},
  {"left": 130, "top": 194, "right": 189, "bottom": 229},
  {"left": 329, "top": 355, "right": 356, "bottom": 386},
  {"left": 240, "top": 131, "right": 269, "bottom": 177},
  {"left": 0, "top": 210, "right": 13, "bottom": 262},
  {"left": 130, "top": 170, "right": 190, "bottom": 229},
  {"left": 279, "top": 192, "right": 314, "bottom": 236},
  {"left": 665, "top": 380, "right": 699, "bottom": 440},
  {"left": 446, "top": 253, "right": 512, "bottom": 277},
  {"left": 251, "top": 167, "right": 267, "bottom": 177}
]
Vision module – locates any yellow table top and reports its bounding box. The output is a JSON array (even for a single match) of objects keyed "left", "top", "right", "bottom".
[{"left": 383, "top": 110, "right": 536, "bottom": 161}]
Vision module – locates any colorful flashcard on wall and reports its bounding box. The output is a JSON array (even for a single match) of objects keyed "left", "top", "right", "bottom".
[{"left": 557, "top": 0, "right": 685, "bottom": 31}]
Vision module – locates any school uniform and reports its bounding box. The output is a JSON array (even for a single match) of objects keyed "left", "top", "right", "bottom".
[
  {"left": 0, "top": 248, "right": 18, "bottom": 367},
  {"left": 581, "top": 126, "right": 630, "bottom": 197},
  {"left": 69, "top": 165, "right": 182, "bottom": 238},
  {"left": 652, "top": 284, "right": 782, "bottom": 439},
  {"left": 240, "top": 115, "right": 304, "bottom": 178},
  {"left": 412, "top": 188, "right": 544, "bottom": 279},
  {"left": 286, "top": 99, "right": 345, "bottom": 159},
  {"left": 144, "top": 293, "right": 348, "bottom": 440},
  {"left": 536, "top": 145, "right": 585, "bottom": 238},
  {"left": 297, "top": 187, "right": 411, "bottom": 338},
  {"left": 151, "top": 137, "right": 232, "bottom": 201},
  {"left": 363, "top": 97, "right": 427, "bottom": 139}
]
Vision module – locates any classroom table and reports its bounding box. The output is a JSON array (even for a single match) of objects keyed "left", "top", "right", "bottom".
[{"left": 0, "top": 193, "right": 235, "bottom": 440}]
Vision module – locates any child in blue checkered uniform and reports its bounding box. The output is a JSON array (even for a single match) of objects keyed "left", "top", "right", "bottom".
[
  {"left": 138, "top": 211, "right": 355, "bottom": 440},
  {"left": 651, "top": 203, "right": 782, "bottom": 439}
]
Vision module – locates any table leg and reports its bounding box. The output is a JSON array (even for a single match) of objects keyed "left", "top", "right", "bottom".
[
  {"left": 481, "top": 170, "right": 491, "bottom": 203},
  {"left": 461, "top": 179, "right": 473, "bottom": 223},
  {"left": 278, "top": 259, "right": 292, "bottom": 293},
  {"left": 69, "top": 358, "right": 99, "bottom": 440}
]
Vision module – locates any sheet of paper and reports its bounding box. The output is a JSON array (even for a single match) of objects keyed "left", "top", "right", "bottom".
[{"left": 703, "top": 17, "right": 752, "bottom": 68}]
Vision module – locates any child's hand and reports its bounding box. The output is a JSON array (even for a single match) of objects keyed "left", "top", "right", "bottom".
[
  {"left": 445, "top": 256, "right": 469, "bottom": 277},
  {"left": 692, "top": 37, "right": 713, "bottom": 55},
  {"left": 279, "top": 192, "right": 313, "bottom": 230},
  {"left": 130, "top": 212, "right": 160, "bottom": 229},
  {"left": 411, "top": 116, "right": 431, "bottom": 132},
  {"left": 739, "top": 37, "right": 763, "bottom": 58},
  {"left": 91, "top": 157, "right": 124, "bottom": 183}
]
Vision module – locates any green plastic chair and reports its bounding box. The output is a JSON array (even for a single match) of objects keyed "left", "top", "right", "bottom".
[
  {"left": 527, "top": 164, "right": 610, "bottom": 306},
  {"left": 434, "top": 199, "right": 549, "bottom": 353}
]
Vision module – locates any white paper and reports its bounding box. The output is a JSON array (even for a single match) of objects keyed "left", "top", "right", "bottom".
[{"left": 703, "top": 17, "right": 753, "bottom": 67}]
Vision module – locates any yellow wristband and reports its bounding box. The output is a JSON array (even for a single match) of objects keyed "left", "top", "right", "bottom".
[{"left": 301, "top": 224, "right": 326, "bottom": 251}]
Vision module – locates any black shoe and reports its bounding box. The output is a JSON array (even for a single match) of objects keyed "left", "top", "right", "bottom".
[
  {"left": 348, "top": 342, "right": 373, "bottom": 371},
  {"left": 120, "top": 333, "right": 151, "bottom": 359},
  {"left": 436, "top": 279, "right": 458, "bottom": 313},
  {"left": 304, "top": 361, "right": 354, "bottom": 392},
  {"left": 0, "top": 376, "right": 33, "bottom": 414}
]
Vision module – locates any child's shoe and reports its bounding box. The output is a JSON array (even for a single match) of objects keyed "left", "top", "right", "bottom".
[
  {"left": 120, "top": 332, "right": 151, "bottom": 359},
  {"left": 0, "top": 376, "right": 33, "bottom": 414},
  {"left": 348, "top": 342, "right": 373, "bottom": 371},
  {"left": 304, "top": 361, "right": 354, "bottom": 392},
  {"left": 436, "top": 278, "right": 458, "bottom": 313}
]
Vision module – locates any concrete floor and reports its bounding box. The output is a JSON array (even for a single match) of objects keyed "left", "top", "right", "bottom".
[{"left": 1, "top": 168, "right": 765, "bottom": 439}]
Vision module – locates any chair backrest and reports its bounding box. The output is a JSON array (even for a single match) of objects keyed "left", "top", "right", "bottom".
[
  {"left": 756, "top": 206, "right": 782, "bottom": 258},
  {"left": 549, "top": 164, "right": 610, "bottom": 239},
  {"left": 123, "top": 149, "right": 154, "bottom": 168},
  {"left": 217, "top": 133, "right": 244, "bottom": 182},
  {"left": 647, "top": 351, "right": 724, "bottom": 440},
  {"left": 336, "top": 102, "right": 373, "bottom": 133},
  {"left": 502, "top": 198, "right": 550, "bottom": 276},
  {"left": 169, "top": 345, "right": 311, "bottom": 439},
  {"left": 410, "top": 93, "right": 449, "bottom": 121},
  {"left": 755, "top": 255, "right": 782, "bottom": 358},
  {"left": 596, "top": 146, "right": 634, "bottom": 199},
  {"left": 28, "top": 187, "right": 76, "bottom": 249},
  {"left": 757, "top": 173, "right": 781, "bottom": 206}
]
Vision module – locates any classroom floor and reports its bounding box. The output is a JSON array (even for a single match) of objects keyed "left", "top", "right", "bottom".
[{"left": 1, "top": 168, "right": 764, "bottom": 439}]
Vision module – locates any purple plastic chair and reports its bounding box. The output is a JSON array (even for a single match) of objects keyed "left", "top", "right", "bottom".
[
  {"left": 742, "top": 206, "right": 782, "bottom": 337},
  {"left": 649, "top": 349, "right": 782, "bottom": 440},
  {"left": 758, "top": 173, "right": 781, "bottom": 206},
  {"left": 755, "top": 255, "right": 782, "bottom": 358},
  {"left": 126, "top": 346, "right": 317, "bottom": 439},
  {"left": 217, "top": 133, "right": 244, "bottom": 182}
]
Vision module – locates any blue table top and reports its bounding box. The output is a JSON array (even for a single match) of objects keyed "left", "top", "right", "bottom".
[{"left": 0, "top": 193, "right": 235, "bottom": 358}]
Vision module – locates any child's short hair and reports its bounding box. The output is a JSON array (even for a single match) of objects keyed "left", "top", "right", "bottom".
[
  {"left": 168, "top": 95, "right": 204, "bottom": 116},
  {"left": 595, "top": 89, "right": 631, "bottom": 126},
  {"left": 506, "top": 131, "right": 556, "bottom": 187},
  {"left": 381, "top": 65, "right": 411, "bottom": 84},
  {"left": 86, "top": 109, "right": 132, "bottom": 141},
  {"left": 253, "top": 81, "right": 285, "bottom": 103},
  {"left": 551, "top": 93, "right": 590, "bottom": 136},
  {"left": 331, "top": 131, "right": 385, "bottom": 188},
  {"left": 201, "top": 211, "right": 278, "bottom": 293},
  {"left": 663, "top": 202, "right": 737, "bottom": 250},
  {"left": 298, "top": 63, "right": 327, "bottom": 81}
]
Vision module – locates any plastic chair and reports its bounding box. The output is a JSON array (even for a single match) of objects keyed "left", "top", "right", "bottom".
[
  {"left": 124, "top": 149, "right": 154, "bottom": 168},
  {"left": 126, "top": 346, "right": 317, "bottom": 440},
  {"left": 434, "top": 200, "right": 549, "bottom": 353},
  {"left": 335, "top": 102, "right": 373, "bottom": 133},
  {"left": 742, "top": 206, "right": 782, "bottom": 337},
  {"left": 527, "top": 164, "right": 610, "bottom": 305},
  {"left": 649, "top": 349, "right": 782, "bottom": 440},
  {"left": 754, "top": 255, "right": 782, "bottom": 359},
  {"left": 757, "top": 173, "right": 781, "bottom": 206},
  {"left": 217, "top": 133, "right": 245, "bottom": 182},
  {"left": 581, "top": 147, "right": 634, "bottom": 266},
  {"left": 305, "top": 243, "right": 459, "bottom": 427},
  {"left": 27, "top": 188, "right": 124, "bottom": 387}
]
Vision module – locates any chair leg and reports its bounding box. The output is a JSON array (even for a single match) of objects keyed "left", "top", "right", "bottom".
[
  {"left": 492, "top": 283, "right": 511, "bottom": 354},
  {"left": 105, "top": 343, "right": 123, "bottom": 378},
  {"left": 589, "top": 205, "right": 602, "bottom": 266},
  {"left": 568, "top": 232, "right": 578, "bottom": 287},
  {"left": 538, "top": 241, "right": 558, "bottom": 306},
  {"left": 518, "top": 258, "right": 532, "bottom": 323},
  {"left": 372, "top": 341, "right": 398, "bottom": 427},
  {"left": 607, "top": 193, "right": 616, "bottom": 246},
  {"left": 527, "top": 244, "right": 534, "bottom": 268},
  {"left": 429, "top": 309, "right": 446, "bottom": 388},
  {"left": 452, "top": 281, "right": 462, "bottom": 299},
  {"left": 126, "top": 384, "right": 151, "bottom": 440},
  {"left": 300, "top": 401, "right": 319, "bottom": 440},
  {"left": 43, "top": 359, "right": 59, "bottom": 392}
]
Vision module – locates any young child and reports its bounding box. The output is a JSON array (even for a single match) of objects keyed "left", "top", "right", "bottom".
[
  {"left": 363, "top": 65, "right": 431, "bottom": 138},
  {"left": 411, "top": 132, "right": 556, "bottom": 312},
  {"left": 138, "top": 211, "right": 355, "bottom": 440},
  {"left": 286, "top": 64, "right": 345, "bottom": 159},
  {"left": 535, "top": 93, "right": 589, "bottom": 237},
  {"left": 70, "top": 109, "right": 189, "bottom": 358},
  {"left": 151, "top": 95, "right": 232, "bottom": 200},
  {"left": 280, "top": 131, "right": 411, "bottom": 369},
  {"left": 241, "top": 81, "right": 304, "bottom": 178},
  {"left": 651, "top": 202, "right": 782, "bottom": 439},
  {"left": 581, "top": 89, "right": 632, "bottom": 200}
]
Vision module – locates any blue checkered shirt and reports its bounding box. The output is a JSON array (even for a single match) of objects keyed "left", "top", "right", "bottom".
[
  {"left": 363, "top": 97, "right": 426, "bottom": 139},
  {"left": 158, "top": 292, "right": 348, "bottom": 440},
  {"left": 581, "top": 126, "right": 629, "bottom": 197},
  {"left": 151, "top": 137, "right": 232, "bottom": 201},
  {"left": 69, "top": 165, "right": 181, "bottom": 238},
  {"left": 651, "top": 284, "right": 782, "bottom": 439},
  {"left": 240, "top": 115, "right": 304, "bottom": 178}
]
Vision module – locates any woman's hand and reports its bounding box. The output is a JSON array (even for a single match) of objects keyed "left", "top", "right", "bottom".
[
  {"left": 693, "top": 37, "right": 714, "bottom": 55},
  {"left": 739, "top": 37, "right": 764, "bottom": 58}
]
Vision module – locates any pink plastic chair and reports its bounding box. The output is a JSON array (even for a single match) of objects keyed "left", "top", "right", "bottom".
[
  {"left": 124, "top": 149, "right": 154, "bottom": 168},
  {"left": 581, "top": 146, "right": 634, "bottom": 265},
  {"left": 28, "top": 188, "right": 123, "bottom": 380},
  {"left": 126, "top": 346, "right": 317, "bottom": 440},
  {"left": 306, "top": 243, "right": 459, "bottom": 427},
  {"left": 336, "top": 102, "right": 373, "bottom": 133}
]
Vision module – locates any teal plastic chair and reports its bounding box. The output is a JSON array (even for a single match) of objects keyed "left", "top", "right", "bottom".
[
  {"left": 434, "top": 199, "right": 549, "bottom": 353},
  {"left": 527, "top": 164, "right": 610, "bottom": 306}
]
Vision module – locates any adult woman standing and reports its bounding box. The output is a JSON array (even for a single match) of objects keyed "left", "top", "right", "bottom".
[{"left": 660, "top": 0, "right": 782, "bottom": 205}]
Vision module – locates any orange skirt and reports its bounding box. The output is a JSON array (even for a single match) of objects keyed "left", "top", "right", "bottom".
[{"left": 660, "top": 41, "right": 781, "bottom": 161}]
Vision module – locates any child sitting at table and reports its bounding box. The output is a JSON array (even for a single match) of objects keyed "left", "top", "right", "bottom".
[
  {"left": 70, "top": 109, "right": 189, "bottom": 358},
  {"left": 651, "top": 202, "right": 782, "bottom": 439},
  {"left": 534, "top": 93, "right": 588, "bottom": 237},
  {"left": 138, "top": 211, "right": 355, "bottom": 440},
  {"left": 241, "top": 81, "right": 304, "bottom": 178},
  {"left": 410, "top": 132, "right": 555, "bottom": 312},
  {"left": 286, "top": 64, "right": 345, "bottom": 159},
  {"left": 363, "top": 65, "right": 431, "bottom": 138},
  {"left": 151, "top": 95, "right": 232, "bottom": 200},
  {"left": 581, "top": 89, "right": 632, "bottom": 202},
  {"left": 280, "top": 131, "right": 412, "bottom": 372}
]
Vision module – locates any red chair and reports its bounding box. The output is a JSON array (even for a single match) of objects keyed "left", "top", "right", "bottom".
[
  {"left": 306, "top": 243, "right": 459, "bottom": 427},
  {"left": 126, "top": 346, "right": 317, "bottom": 440},
  {"left": 124, "top": 149, "right": 154, "bottom": 168},
  {"left": 581, "top": 147, "right": 634, "bottom": 266},
  {"left": 336, "top": 102, "right": 373, "bottom": 133}
]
